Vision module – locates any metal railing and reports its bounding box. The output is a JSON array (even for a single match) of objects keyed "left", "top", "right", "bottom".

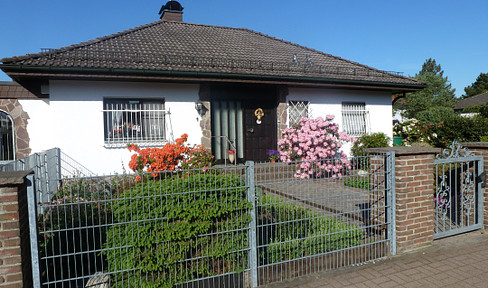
[
  {"left": 31, "top": 153, "right": 395, "bottom": 287},
  {"left": 0, "top": 148, "right": 95, "bottom": 205},
  {"left": 341, "top": 105, "right": 371, "bottom": 137},
  {"left": 103, "top": 102, "right": 174, "bottom": 147}
]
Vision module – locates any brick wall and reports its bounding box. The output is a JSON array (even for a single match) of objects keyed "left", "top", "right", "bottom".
[
  {"left": 0, "top": 171, "right": 34, "bottom": 287},
  {"left": 367, "top": 147, "right": 440, "bottom": 252}
]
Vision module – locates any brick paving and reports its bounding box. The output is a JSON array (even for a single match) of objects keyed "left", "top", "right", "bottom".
[{"left": 263, "top": 231, "right": 488, "bottom": 288}]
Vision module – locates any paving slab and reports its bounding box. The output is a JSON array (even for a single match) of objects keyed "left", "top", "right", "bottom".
[{"left": 263, "top": 231, "right": 488, "bottom": 288}]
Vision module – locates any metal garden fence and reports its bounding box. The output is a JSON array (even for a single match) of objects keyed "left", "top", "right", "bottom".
[
  {"left": 28, "top": 152, "right": 395, "bottom": 287},
  {"left": 433, "top": 142, "right": 484, "bottom": 239}
]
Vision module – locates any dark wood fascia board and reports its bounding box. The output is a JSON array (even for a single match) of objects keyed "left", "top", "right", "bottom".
[{"left": 2, "top": 65, "right": 426, "bottom": 96}]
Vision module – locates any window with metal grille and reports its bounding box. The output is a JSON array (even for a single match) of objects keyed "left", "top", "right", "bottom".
[
  {"left": 103, "top": 99, "right": 166, "bottom": 147},
  {"left": 341, "top": 102, "right": 370, "bottom": 136},
  {"left": 0, "top": 111, "right": 14, "bottom": 162},
  {"left": 288, "top": 100, "right": 310, "bottom": 126}
]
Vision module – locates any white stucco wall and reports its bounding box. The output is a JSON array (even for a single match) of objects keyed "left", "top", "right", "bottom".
[
  {"left": 21, "top": 80, "right": 201, "bottom": 174},
  {"left": 287, "top": 88, "right": 393, "bottom": 155}
]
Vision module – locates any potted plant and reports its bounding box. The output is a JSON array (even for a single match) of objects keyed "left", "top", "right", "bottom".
[
  {"left": 267, "top": 150, "right": 280, "bottom": 163},
  {"left": 228, "top": 149, "right": 236, "bottom": 163}
]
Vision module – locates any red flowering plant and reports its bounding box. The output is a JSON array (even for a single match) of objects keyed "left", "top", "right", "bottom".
[{"left": 127, "top": 134, "right": 214, "bottom": 181}]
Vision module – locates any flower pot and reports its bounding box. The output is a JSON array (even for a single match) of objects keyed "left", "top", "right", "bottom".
[
  {"left": 228, "top": 153, "right": 235, "bottom": 163},
  {"left": 393, "top": 136, "right": 404, "bottom": 146},
  {"left": 270, "top": 159, "right": 276, "bottom": 163}
]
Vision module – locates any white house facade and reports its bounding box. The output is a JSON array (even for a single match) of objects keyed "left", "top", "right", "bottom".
[{"left": 0, "top": 1, "right": 425, "bottom": 173}]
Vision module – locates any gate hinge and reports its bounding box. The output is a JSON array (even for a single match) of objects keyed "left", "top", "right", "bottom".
[{"left": 478, "top": 170, "right": 486, "bottom": 188}]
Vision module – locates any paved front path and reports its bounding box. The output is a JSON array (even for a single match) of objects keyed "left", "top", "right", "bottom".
[{"left": 264, "top": 231, "right": 488, "bottom": 288}]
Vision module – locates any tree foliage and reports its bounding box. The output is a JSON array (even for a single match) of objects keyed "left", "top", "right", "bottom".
[
  {"left": 463, "top": 72, "right": 488, "bottom": 98},
  {"left": 400, "top": 58, "right": 456, "bottom": 119}
]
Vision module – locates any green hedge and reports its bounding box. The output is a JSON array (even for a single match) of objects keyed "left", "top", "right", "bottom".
[
  {"left": 104, "top": 173, "right": 252, "bottom": 288},
  {"left": 258, "top": 195, "right": 362, "bottom": 264}
]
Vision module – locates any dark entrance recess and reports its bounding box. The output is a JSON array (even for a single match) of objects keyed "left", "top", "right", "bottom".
[{"left": 211, "top": 85, "right": 277, "bottom": 163}]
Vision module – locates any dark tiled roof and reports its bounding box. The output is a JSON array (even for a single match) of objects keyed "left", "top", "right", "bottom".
[
  {"left": 0, "top": 81, "right": 37, "bottom": 99},
  {"left": 454, "top": 92, "right": 488, "bottom": 110},
  {"left": 1, "top": 20, "right": 424, "bottom": 87}
]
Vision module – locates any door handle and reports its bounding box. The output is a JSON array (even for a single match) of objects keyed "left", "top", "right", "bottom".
[{"left": 247, "top": 128, "right": 254, "bottom": 133}]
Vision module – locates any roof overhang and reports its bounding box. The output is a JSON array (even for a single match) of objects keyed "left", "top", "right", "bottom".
[{"left": 1, "top": 64, "right": 426, "bottom": 97}]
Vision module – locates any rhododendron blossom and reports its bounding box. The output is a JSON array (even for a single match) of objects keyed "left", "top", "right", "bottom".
[
  {"left": 127, "top": 133, "right": 214, "bottom": 180},
  {"left": 278, "top": 116, "right": 354, "bottom": 179}
]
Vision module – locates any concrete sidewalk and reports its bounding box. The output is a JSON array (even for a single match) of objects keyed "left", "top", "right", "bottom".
[{"left": 264, "top": 231, "right": 488, "bottom": 288}]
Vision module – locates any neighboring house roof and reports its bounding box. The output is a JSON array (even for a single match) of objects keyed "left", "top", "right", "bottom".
[
  {"left": 0, "top": 13, "right": 425, "bottom": 96},
  {"left": 454, "top": 92, "right": 488, "bottom": 111},
  {"left": 0, "top": 81, "right": 37, "bottom": 99}
]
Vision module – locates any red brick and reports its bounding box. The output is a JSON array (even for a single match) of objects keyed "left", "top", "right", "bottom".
[
  {"left": 0, "top": 231, "right": 19, "bottom": 240},
  {"left": 0, "top": 266, "right": 21, "bottom": 275},
  {"left": 3, "top": 238, "right": 20, "bottom": 247},
  {"left": 2, "top": 204, "right": 19, "bottom": 212},
  {"left": 2, "top": 256, "right": 21, "bottom": 265},
  {"left": 0, "top": 248, "right": 21, "bottom": 258},
  {"left": 0, "top": 195, "right": 17, "bottom": 202},
  {"left": 2, "top": 222, "right": 19, "bottom": 230},
  {"left": 5, "top": 273, "right": 23, "bottom": 282},
  {"left": 0, "top": 213, "right": 19, "bottom": 221}
]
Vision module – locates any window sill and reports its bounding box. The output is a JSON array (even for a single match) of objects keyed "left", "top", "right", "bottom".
[{"left": 104, "top": 140, "right": 168, "bottom": 149}]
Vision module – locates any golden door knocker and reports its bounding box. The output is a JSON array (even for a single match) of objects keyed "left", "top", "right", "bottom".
[{"left": 254, "top": 108, "right": 264, "bottom": 124}]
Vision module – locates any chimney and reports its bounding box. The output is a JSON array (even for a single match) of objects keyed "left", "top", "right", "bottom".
[{"left": 159, "top": 1, "right": 184, "bottom": 22}]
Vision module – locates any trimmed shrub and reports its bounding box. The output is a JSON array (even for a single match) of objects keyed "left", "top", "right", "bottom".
[
  {"left": 104, "top": 173, "right": 252, "bottom": 288},
  {"left": 258, "top": 195, "right": 362, "bottom": 264}
]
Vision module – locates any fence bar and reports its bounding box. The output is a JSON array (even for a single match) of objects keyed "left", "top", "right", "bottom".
[
  {"left": 386, "top": 151, "right": 396, "bottom": 255},
  {"left": 246, "top": 161, "right": 258, "bottom": 287},
  {"left": 26, "top": 174, "right": 41, "bottom": 288}
]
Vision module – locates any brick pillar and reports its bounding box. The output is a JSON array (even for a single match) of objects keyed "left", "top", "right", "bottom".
[
  {"left": 0, "top": 171, "right": 34, "bottom": 288},
  {"left": 461, "top": 142, "right": 488, "bottom": 228},
  {"left": 367, "top": 147, "right": 440, "bottom": 252}
]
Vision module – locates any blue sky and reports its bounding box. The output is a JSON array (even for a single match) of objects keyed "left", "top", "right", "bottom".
[{"left": 1, "top": 0, "right": 487, "bottom": 97}]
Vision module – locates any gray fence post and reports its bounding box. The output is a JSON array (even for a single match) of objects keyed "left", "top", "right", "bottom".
[
  {"left": 245, "top": 161, "right": 258, "bottom": 287},
  {"left": 26, "top": 174, "right": 41, "bottom": 288},
  {"left": 386, "top": 151, "right": 396, "bottom": 255}
]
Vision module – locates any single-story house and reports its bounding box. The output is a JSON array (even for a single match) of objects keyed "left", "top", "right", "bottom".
[
  {"left": 0, "top": 1, "right": 425, "bottom": 173},
  {"left": 454, "top": 92, "right": 488, "bottom": 117}
]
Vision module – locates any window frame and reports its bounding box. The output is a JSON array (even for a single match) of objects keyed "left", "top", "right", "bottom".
[
  {"left": 103, "top": 98, "right": 167, "bottom": 147},
  {"left": 341, "top": 102, "right": 370, "bottom": 136},
  {"left": 288, "top": 100, "right": 310, "bottom": 127},
  {"left": 0, "top": 110, "right": 15, "bottom": 162}
]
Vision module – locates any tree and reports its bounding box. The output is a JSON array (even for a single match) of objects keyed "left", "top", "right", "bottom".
[
  {"left": 401, "top": 58, "right": 456, "bottom": 119},
  {"left": 463, "top": 72, "right": 488, "bottom": 98}
]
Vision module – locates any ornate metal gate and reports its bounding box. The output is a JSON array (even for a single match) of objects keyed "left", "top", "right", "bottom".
[{"left": 434, "top": 142, "right": 484, "bottom": 239}]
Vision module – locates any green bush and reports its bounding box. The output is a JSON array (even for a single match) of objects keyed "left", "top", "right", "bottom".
[
  {"left": 416, "top": 106, "right": 455, "bottom": 123},
  {"left": 104, "top": 173, "right": 252, "bottom": 288},
  {"left": 428, "top": 114, "right": 488, "bottom": 147},
  {"left": 258, "top": 195, "right": 362, "bottom": 264},
  {"left": 344, "top": 178, "right": 370, "bottom": 190},
  {"left": 351, "top": 133, "right": 390, "bottom": 170}
]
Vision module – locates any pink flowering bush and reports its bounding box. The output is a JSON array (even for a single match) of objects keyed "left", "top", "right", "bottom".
[{"left": 278, "top": 116, "right": 355, "bottom": 179}]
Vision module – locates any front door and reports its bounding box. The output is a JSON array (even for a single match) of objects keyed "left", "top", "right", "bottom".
[
  {"left": 243, "top": 100, "right": 277, "bottom": 162},
  {"left": 211, "top": 86, "right": 277, "bottom": 163}
]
